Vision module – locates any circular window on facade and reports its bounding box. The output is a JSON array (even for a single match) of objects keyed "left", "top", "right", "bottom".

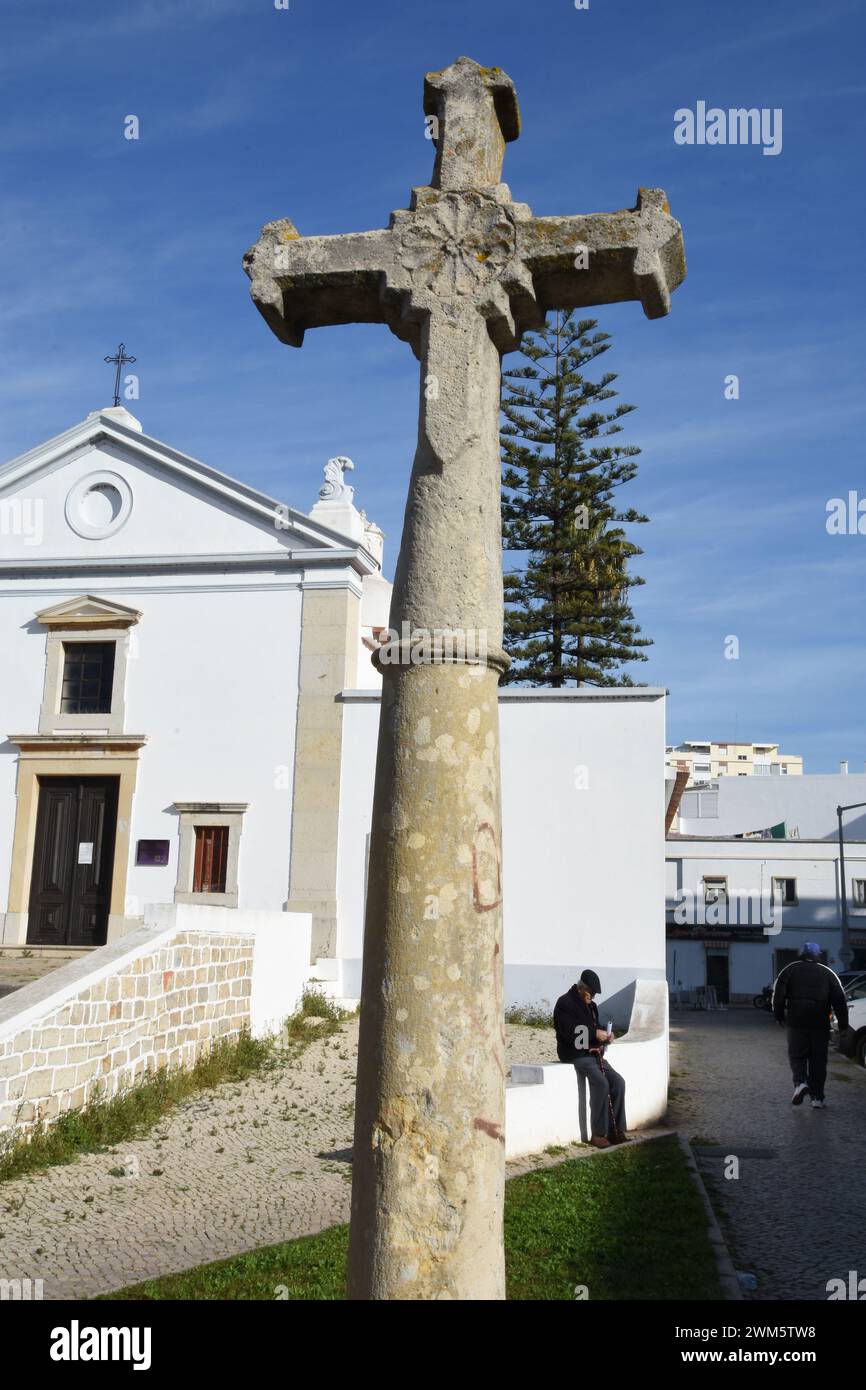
[{"left": 65, "top": 471, "right": 133, "bottom": 540}]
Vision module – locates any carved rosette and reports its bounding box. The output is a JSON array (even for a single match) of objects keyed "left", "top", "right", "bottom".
[{"left": 399, "top": 193, "right": 517, "bottom": 298}]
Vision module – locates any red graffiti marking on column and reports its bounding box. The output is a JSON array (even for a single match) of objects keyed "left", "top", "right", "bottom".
[
  {"left": 471, "top": 821, "right": 502, "bottom": 912},
  {"left": 474, "top": 1117, "right": 505, "bottom": 1143}
]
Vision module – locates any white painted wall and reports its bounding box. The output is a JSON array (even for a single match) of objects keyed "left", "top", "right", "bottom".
[
  {"left": 665, "top": 837, "right": 866, "bottom": 994},
  {"left": 335, "top": 689, "right": 668, "bottom": 1007},
  {"left": 677, "top": 772, "right": 866, "bottom": 840},
  {"left": 0, "top": 580, "right": 302, "bottom": 922},
  {"left": 0, "top": 416, "right": 377, "bottom": 934},
  {"left": 122, "top": 583, "right": 302, "bottom": 914}
]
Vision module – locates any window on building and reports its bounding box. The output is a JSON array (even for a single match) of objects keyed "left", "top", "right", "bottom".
[
  {"left": 703, "top": 877, "right": 728, "bottom": 905},
  {"left": 174, "top": 802, "right": 246, "bottom": 907},
  {"left": 60, "top": 642, "right": 115, "bottom": 714},
  {"left": 193, "top": 826, "right": 229, "bottom": 894},
  {"left": 773, "top": 877, "right": 798, "bottom": 906},
  {"left": 680, "top": 790, "right": 719, "bottom": 819},
  {"left": 853, "top": 879, "right": 866, "bottom": 907}
]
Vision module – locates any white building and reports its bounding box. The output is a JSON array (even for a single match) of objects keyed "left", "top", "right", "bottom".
[
  {"left": 0, "top": 407, "right": 669, "bottom": 1023},
  {"left": 667, "top": 772, "right": 866, "bottom": 997},
  {"left": 0, "top": 406, "right": 389, "bottom": 960},
  {"left": 334, "top": 686, "right": 668, "bottom": 1006},
  {"left": 666, "top": 835, "right": 866, "bottom": 999},
  {"left": 675, "top": 770, "right": 866, "bottom": 840}
]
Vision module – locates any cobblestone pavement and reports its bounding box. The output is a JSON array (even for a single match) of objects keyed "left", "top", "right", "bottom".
[
  {"left": 0, "top": 1019, "right": 577, "bottom": 1300},
  {"left": 668, "top": 1007, "right": 866, "bottom": 1301}
]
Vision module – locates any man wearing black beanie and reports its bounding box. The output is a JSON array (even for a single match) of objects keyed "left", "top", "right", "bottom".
[{"left": 554, "top": 969, "right": 629, "bottom": 1148}]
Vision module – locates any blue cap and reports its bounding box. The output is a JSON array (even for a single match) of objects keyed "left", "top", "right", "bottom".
[{"left": 802, "top": 942, "right": 821, "bottom": 957}]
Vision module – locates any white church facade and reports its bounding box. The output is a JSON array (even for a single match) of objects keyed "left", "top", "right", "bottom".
[
  {"left": 0, "top": 406, "right": 389, "bottom": 962},
  {"left": 0, "top": 406, "right": 668, "bottom": 1019}
]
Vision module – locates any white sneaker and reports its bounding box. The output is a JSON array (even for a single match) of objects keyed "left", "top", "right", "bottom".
[
  {"left": 811, "top": 1099, "right": 826, "bottom": 1109},
  {"left": 792, "top": 1083, "right": 809, "bottom": 1105}
]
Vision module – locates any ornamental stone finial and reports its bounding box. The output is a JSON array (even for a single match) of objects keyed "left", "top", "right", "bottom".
[{"left": 319, "top": 455, "right": 355, "bottom": 503}]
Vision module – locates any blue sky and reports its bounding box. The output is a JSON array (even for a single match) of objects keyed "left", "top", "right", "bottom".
[{"left": 1, "top": 0, "right": 864, "bottom": 771}]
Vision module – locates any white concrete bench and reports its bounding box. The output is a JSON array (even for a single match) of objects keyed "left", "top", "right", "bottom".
[{"left": 505, "top": 979, "right": 669, "bottom": 1158}]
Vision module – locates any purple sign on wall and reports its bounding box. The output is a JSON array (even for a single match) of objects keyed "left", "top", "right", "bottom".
[{"left": 136, "top": 840, "right": 170, "bottom": 867}]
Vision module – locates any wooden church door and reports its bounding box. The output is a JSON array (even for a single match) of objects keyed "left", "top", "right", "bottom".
[{"left": 27, "top": 777, "right": 119, "bottom": 946}]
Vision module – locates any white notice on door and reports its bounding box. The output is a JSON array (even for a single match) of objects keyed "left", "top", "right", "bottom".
[{"left": 78, "top": 842, "right": 94, "bottom": 865}]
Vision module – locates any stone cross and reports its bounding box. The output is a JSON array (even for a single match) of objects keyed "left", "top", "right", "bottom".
[{"left": 244, "top": 55, "right": 685, "bottom": 1300}]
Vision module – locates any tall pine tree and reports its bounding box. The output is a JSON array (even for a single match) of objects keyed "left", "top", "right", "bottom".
[{"left": 501, "top": 312, "right": 650, "bottom": 686}]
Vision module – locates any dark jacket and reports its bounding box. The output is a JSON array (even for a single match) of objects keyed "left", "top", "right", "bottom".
[
  {"left": 554, "top": 985, "right": 600, "bottom": 1062},
  {"left": 772, "top": 959, "right": 849, "bottom": 1031}
]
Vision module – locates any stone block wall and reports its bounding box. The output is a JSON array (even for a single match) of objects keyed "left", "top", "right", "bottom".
[{"left": 0, "top": 930, "right": 254, "bottom": 1138}]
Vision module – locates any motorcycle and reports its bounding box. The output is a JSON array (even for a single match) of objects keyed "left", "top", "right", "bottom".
[{"left": 753, "top": 984, "right": 773, "bottom": 1012}]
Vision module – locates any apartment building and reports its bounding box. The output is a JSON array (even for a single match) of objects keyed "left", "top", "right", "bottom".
[{"left": 666, "top": 740, "right": 803, "bottom": 787}]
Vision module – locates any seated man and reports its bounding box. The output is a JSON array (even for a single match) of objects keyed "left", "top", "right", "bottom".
[{"left": 554, "top": 969, "right": 630, "bottom": 1149}]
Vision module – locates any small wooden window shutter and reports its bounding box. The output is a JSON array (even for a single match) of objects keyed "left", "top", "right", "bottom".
[{"left": 193, "top": 826, "right": 229, "bottom": 893}]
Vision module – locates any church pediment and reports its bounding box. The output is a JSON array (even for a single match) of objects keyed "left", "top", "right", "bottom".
[
  {"left": 0, "top": 409, "right": 373, "bottom": 564},
  {"left": 35, "top": 594, "right": 142, "bottom": 629}
]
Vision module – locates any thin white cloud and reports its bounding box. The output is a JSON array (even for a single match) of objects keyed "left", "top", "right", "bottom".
[{"left": 0, "top": 0, "right": 254, "bottom": 73}]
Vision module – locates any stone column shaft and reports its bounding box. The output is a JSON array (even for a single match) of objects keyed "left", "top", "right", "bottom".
[{"left": 347, "top": 312, "right": 507, "bottom": 1300}]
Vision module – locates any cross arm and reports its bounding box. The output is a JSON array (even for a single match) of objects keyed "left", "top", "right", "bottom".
[
  {"left": 243, "top": 218, "right": 397, "bottom": 347},
  {"left": 518, "top": 188, "right": 686, "bottom": 320}
]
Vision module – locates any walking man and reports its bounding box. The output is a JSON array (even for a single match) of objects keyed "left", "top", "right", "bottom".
[
  {"left": 772, "top": 942, "right": 849, "bottom": 1109},
  {"left": 554, "top": 970, "right": 629, "bottom": 1148}
]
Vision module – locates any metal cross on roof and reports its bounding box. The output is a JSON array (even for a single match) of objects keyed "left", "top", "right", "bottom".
[{"left": 103, "top": 342, "right": 137, "bottom": 408}]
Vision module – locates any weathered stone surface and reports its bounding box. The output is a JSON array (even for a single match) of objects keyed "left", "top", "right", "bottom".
[{"left": 244, "top": 54, "right": 685, "bottom": 1301}]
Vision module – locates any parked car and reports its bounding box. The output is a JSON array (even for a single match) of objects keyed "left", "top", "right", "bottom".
[
  {"left": 834, "top": 981, "right": 866, "bottom": 1067},
  {"left": 838, "top": 970, "right": 866, "bottom": 993}
]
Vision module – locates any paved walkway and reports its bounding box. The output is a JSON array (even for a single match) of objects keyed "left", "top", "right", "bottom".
[
  {"left": 0, "top": 1019, "right": 571, "bottom": 1299},
  {"left": 0, "top": 949, "right": 85, "bottom": 1000},
  {"left": 669, "top": 1007, "right": 866, "bottom": 1301}
]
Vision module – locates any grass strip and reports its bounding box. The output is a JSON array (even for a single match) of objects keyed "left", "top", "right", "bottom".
[
  {"left": 104, "top": 1134, "right": 722, "bottom": 1301},
  {"left": 0, "top": 988, "right": 345, "bottom": 1184}
]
